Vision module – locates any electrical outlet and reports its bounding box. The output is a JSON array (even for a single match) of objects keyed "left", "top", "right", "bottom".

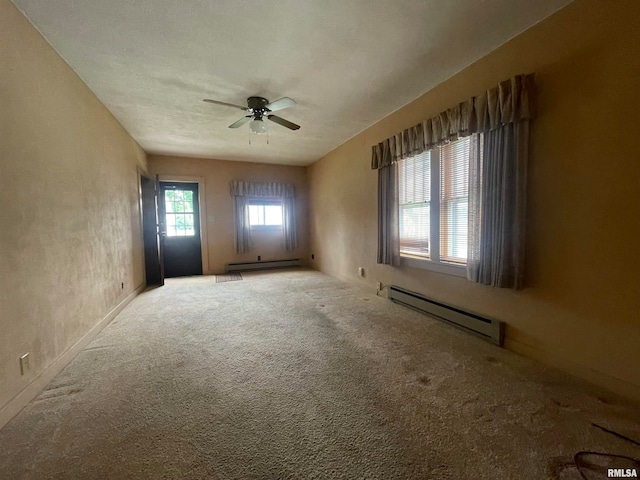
[
  {"left": 376, "top": 282, "right": 382, "bottom": 292},
  {"left": 121, "top": 282, "right": 124, "bottom": 290},
  {"left": 358, "top": 267, "right": 364, "bottom": 277},
  {"left": 258, "top": 255, "right": 261, "bottom": 261},
  {"left": 311, "top": 254, "right": 315, "bottom": 260},
  {"left": 20, "top": 353, "right": 30, "bottom": 375}
]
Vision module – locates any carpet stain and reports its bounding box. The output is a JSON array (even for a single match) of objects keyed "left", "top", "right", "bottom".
[
  {"left": 42, "top": 381, "right": 76, "bottom": 391},
  {"left": 551, "top": 398, "right": 577, "bottom": 410},
  {"left": 429, "top": 464, "right": 454, "bottom": 479},
  {"left": 461, "top": 395, "right": 479, "bottom": 406},
  {"left": 596, "top": 395, "right": 615, "bottom": 405},
  {"left": 36, "top": 387, "right": 83, "bottom": 401},
  {"left": 548, "top": 457, "right": 581, "bottom": 480},
  {"left": 81, "top": 345, "right": 115, "bottom": 352},
  {"left": 484, "top": 356, "right": 501, "bottom": 365}
]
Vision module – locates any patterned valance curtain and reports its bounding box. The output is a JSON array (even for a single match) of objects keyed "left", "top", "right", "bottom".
[
  {"left": 230, "top": 181, "right": 295, "bottom": 198},
  {"left": 230, "top": 181, "right": 297, "bottom": 253},
  {"left": 371, "top": 74, "right": 535, "bottom": 169},
  {"left": 372, "top": 74, "right": 535, "bottom": 289}
]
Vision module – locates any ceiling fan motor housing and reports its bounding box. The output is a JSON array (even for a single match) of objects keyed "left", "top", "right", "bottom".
[{"left": 247, "top": 96, "right": 270, "bottom": 118}]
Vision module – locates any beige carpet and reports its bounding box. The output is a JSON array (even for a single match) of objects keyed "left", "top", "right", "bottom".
[{"left": 1, "top": 268, "right": 639, "bottom": 479}]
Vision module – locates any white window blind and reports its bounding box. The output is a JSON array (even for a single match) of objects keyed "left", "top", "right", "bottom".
[
  {"left": 440, "top": 137, "right": 471, "bottom": 263},
  {"left": 399, "top": 151, "right": 430, "bottom": 257},
  {"left": 398, "top": 134, "right": 481, "bottom": 270}
]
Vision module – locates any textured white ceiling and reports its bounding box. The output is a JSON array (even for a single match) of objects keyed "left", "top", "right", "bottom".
[{"left": 13, "top": 0, "right": 571, "bottom": 166}]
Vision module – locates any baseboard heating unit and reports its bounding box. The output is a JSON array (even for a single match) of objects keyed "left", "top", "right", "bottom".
[
  {"left": 226, "top": 258, "right": 301, "bottom": 273},
  {"left": 388, "top": 286, "right": 504, "bottom": 346}
]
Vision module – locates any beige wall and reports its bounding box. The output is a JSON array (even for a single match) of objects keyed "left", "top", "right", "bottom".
[
  {"left": 308, "top": 0, "right": 640, "bottom": 399},
  {"left": 0, "top": 0, "right": 147, "bottom": 416},
  {"left": 149, "top": 155, "right": 309, "bottom": 274}
]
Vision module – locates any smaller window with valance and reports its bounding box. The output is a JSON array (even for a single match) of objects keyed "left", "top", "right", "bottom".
[{"left": 230, "top": 180, "right": 297, "bottom": 253}]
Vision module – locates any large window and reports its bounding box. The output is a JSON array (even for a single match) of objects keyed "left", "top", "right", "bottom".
[
  {"left": 248, "top": 200, "right": 283, "bottom": 229},
  {"left": 398, "top": 135, "right": 479, "bottom": 268}
]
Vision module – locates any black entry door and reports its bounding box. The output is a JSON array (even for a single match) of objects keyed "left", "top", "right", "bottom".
[
  {"left": 140, "top": 175, "right": 163, "bottom": 286},
  {"left": 159, "top": 182, "right": 203, "bottom": 278}
]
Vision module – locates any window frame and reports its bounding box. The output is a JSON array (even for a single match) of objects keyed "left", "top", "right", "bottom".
[
  {"left": 398, "top": 137, "right": 472, "bottom": 278},
  {"left": 247, "top": 199, "right": 284, "bottom": 231}
]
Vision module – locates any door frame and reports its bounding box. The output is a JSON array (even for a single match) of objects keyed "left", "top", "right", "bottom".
[{"left": 158, "top": 175, "right": 210, "bottom": 275}]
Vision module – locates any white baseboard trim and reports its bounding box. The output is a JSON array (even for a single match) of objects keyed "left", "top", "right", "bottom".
[{"left": 0, "top": 284, "right": 146, "bottom": 430}]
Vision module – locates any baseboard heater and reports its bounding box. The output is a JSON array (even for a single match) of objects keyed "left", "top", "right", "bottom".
[
  {"left": 226, "top": 258, "right": 301, "bottom": 273},
  {"left": 388, "top": 286, "right": 504, "bottom": 346}
]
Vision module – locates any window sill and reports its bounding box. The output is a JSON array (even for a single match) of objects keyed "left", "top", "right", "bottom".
[
  {"left": 250, "top": 225, "right": 283, "bottom": 231},
  {"left": 401, "top": 255, "right": 467, "bottom": 278}
]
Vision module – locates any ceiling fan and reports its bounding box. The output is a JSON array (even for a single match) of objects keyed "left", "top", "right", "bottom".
[{"left": 203, "top": 96, "right": 300, "bottom": 134}]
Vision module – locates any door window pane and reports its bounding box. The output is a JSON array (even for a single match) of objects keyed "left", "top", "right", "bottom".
[{"left": 164, "top": 189, "right": 196, "bottom": 237}]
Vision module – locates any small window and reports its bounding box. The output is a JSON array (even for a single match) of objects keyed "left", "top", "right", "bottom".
[{"left": 248, "top": 201, "right": 283, "bottom": 229}]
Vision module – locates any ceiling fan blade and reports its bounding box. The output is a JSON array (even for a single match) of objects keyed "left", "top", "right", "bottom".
[
  {"left": 229, "top": 116, "right": 252, "bottom": 128},
  {"left": 265, "top": 97, "right": 296, "bottom": 112},
  {"left": 203, "top": 99, "right": 249, "bottom": 111},
  {"left": 267, "top": 115, "right": 300, "bottom": 130}
]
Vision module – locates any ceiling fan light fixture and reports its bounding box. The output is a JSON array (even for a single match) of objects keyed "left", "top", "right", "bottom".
[{"left": 249, "top": 118, "right": 267, "bottom": 135}]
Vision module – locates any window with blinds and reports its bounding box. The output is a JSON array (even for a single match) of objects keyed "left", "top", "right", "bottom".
[
  {"left": 398, "top": 134, "right": 480, "bottom": 267},
  {"left": 399, "top": 150, "right": 430, "bottom": 257},
  {"left": 440, "top": 137, "right": 470, "bottom": 263}
]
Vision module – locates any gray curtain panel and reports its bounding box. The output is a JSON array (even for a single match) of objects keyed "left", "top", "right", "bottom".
[
  {"left": 467, "top": 121, "right": 529, "bottom": 288},
  {"left": 377, "top": 163, "right": 400, "bottom": 266},
  {"left": 233, "top": 195, "right": 251, "bottom": 254},
  {"left": 283, "top": 196, "right": 297, "bottom": 252}
]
